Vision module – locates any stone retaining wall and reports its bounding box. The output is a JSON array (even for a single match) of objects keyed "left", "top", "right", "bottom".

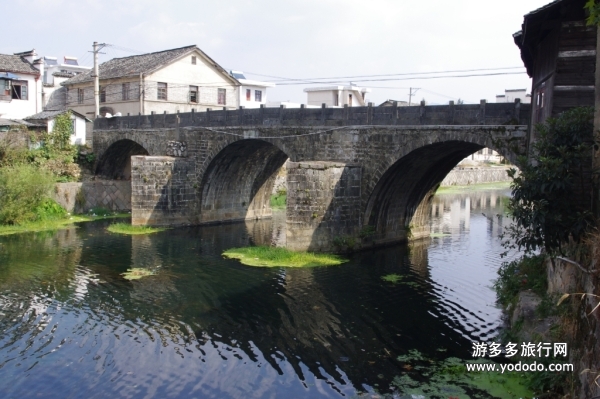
[
  {"left": 440, "top": 167, "right": 512, "bottom": 186},
  {"left": 52, "top": 181, "right": 131, "bottom": 213}
]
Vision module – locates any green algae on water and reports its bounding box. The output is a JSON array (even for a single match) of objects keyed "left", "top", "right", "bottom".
[
  {"left": 107, "top": 223, "right": 167, "bottom": 235},
  {"left": 222, "top": 246, "right": 347, "bottom": 268},
  {"left": 392, "top": 350, "right": 533, "bottom": 399},
  {"left": 121, "top": 268, "right": 156, "bottom": 280}
]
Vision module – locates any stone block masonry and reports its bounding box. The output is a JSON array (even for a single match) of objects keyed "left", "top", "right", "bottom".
[
  {"left": 440, "top": 167, "right": 512, "bottom": 186},
  {"left": 53, "top": 181, "right": 131, "bottom": 213},
  {"left": 286, "top": 161, "right": 361, "bottom": 252},
  {"left": 130, "top": 156, "right": 195, "bottom": 226}
]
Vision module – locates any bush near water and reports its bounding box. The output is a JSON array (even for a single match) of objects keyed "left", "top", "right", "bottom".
[{"left": 0, "top": 112, "right": 95, "bottom": 226}]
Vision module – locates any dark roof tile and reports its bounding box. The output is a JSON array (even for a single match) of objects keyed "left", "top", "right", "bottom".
[
  {"left": 63, "top": 45, "right": 210, "bottom": 85},
  {"left": 0, "top": 54, "right": 40, "bottom": 75}
]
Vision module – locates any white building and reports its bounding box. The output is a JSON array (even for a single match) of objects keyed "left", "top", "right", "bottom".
[
  {"left": 230, "top": 71, "right": 274, "bottom": 109},
  {"left": 42, "top": 56, "right": 91, "bottom": 111},
  {"left": 62, "top": 45, "right": 240, "bottom": 118},
  {"left": 304, "top": 85, "right": 371, "bottom": 107},
  {"left": 0, "top": 50, "right": 43, "bottom": 119},
  {"left": 43, "top": 56, "right": 90, "bottom": 86},
  {"left": 495, "top": 88, "right": 531, "bottom": 104},
  {"left": 24, "top": 109, "right": 91, "bottom": 146}
]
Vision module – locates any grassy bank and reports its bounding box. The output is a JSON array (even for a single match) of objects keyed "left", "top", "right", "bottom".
[
  {"left": 0, "top": 213, "right": 129, "bottom": 236},
  {"left": 223, "top": 246, "right": 347, "bottom": 267},
  {"left": 436, "top": 180, "right": 511, "bottom": 194},
  {"left": 107, "top": 222, "right": 167, "bottom": 235}
]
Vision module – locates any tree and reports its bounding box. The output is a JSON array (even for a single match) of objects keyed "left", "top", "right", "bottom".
[
  {"left": 585, "top": 0, "right": 600, "bottom": 26},
  {"left": 504, "top": 107, "right": 595, "bottom": 255}
]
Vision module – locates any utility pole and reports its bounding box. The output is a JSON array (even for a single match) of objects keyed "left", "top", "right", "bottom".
[
  {"left": 408, "top": 87, "right": 420, "bottom": 106},
  {"left": 91, "top": 42, "right": 106, "bottom": 118}
]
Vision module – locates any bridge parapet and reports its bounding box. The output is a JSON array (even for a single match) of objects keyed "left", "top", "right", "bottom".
[{"left": 94, "top": 101, "right": 530, "bottom": 130}]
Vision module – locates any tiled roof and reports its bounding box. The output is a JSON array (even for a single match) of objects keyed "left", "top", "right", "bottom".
[
  {"left": 63, "top": 45, "right": 212, "bottom": 85},
  {"left": 0, "top": 54, "right": 40, "bottom": 76},
  {"left": 0, "top": 118, "right": 43, "bottom": 127},
  {"left": 524, "top": 0, "right": 563, "bottom": 17},
  {"left": 53, "top": 71, "right": 74, "bottom": 78},
  {"left": 25, "top": 109, "right": 91, "bottom": 122}
]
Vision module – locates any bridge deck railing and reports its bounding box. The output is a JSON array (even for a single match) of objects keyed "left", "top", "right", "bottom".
[{"left": 94, "top": 100, "right": 530, "bottom": 130}]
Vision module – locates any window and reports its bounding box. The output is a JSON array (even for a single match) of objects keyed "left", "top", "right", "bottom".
[
  {"left": 246, "top": 89, "right": 251, "bottom": 101},
  {"left": 535, "top": 82, "right": 546, "bottom": 123},
  {"left": 217, "top": 88, "right": 226, "bottom": 105},
  {"left": 157, "top": 82, "right": 167, "bottom": 100},
  {"left": 254, "top": 90, "right": 262, "bottom": 102},
  {"left": 78, "top": 88, "right": 84, "bottom": 104},
  {"left": 2, "top": 80, "right": 10, "bottom": 97},
  {"left": 100, "top": 86, "right": 106, "bottom": 103},
  {"left": 122, "top": 83, "right": 130, "bottom": 101},
  {"left": 348, "top": 94, "right": 353, "bottom": 107},
  {"left": 191, "top": 56, "right": 197, "bottom": 65},
  {"left": 9, "top": 80, "right": 28, "bottom": 100},
  {"left": 189, "top": 85, "right": 198, "bottom": 103}
]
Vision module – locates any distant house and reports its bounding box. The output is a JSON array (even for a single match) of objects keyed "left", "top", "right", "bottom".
[
  {"left": 24, "top": 109, "right": 91, "bottom": 145},
  {"left": 0, "top": 50, "right": 43, "bottom": 119},
  {"left": 379, "top": 99, "right": 411, "bottom": 107},
  {"left": 42, "top": 56, "right": 90, "bottom": 86},
  {"left": 230, "top": 71, "right": 275, "bottom": 109},
  {"left": 513, "top": 0, "right": 595, "bottom": 129},
  {"left": 495, "top": 89, "right": 531, "bottom": 104},
  {"left": 42, "top": 56, "right": 91, "bottom": 111},
  {"left": 62, "top": 45, "right": 241, "bottom": 118},
  {"left": 304, "top": 85, "right": 371, "bottom": 107}
]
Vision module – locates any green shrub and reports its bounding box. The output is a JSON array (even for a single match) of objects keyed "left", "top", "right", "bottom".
[
  {"left": 33, "top": 198, "right": 67, "bottom": 221},
  {"left": 0, "top": 164, "right": 55, "bottom": 224},
  {"left": 505, "top": 107, "right": 594, "bottom": 255},
  {"left": 494, "top": 254, "right": 547, "bottom": 307}
]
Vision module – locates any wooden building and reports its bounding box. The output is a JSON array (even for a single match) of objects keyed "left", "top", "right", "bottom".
[{"left": 514, "top": 0, "right": 596, "bottom": 139}]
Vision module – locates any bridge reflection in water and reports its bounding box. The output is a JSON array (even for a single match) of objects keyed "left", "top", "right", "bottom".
[{"left": 0, "top": 187, "right": 514, "bottom": 398}]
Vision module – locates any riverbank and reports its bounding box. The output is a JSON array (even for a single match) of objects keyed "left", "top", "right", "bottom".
[
  {"left": 436, "top": 180, "right": 510, "bottom": 194},
  {"left": 0, "top": 213, "right": 129, "bottom": 236}
]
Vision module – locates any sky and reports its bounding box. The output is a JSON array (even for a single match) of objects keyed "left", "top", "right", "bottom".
[{"left": 5, "top": 0, "right": 552, "bottom": 105}]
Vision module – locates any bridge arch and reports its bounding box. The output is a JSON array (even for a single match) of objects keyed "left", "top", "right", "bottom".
[
  {"left": 199, "top": 139, "right": 289, "bottom": 224},
  {"left": 364, "top": 138, "right": 511, "bottom": 244},
  {"left": 95, "top": 139, "right": 149, "bottom": 180}
]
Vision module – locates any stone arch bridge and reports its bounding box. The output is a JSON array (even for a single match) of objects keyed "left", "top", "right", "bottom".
[{"left": 93, "top": 101, "right": 529, "bottom": 251}]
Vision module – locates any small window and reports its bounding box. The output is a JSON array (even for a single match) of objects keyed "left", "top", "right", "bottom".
[
  {"left": 100, "top": 86, "right": 106, "bottom": 103},
  {"left": 3, "top": 79, "right": 11, "bottom": 96},
  {"left": 349, "top": 94, "right": 353, "bottom": 107},
  {"left": 78, "top": 88, "right": 84, "bottom": 104},
  {"left": 122, "top": 83, "right": 130, "bottom": 101},
  {"left": 191, "top": 56, "right": 197, "bottom": 65},
  {"left": 157, "top": 82, "right": 167, "bottom": 100},
  {"left": 254, "top": 90, "right": 262, "bottom": 102},
  {"left": 217, "top": 88, "right": 226, "bottom": 105},
  {"left": 10, "top": 81, "right": 28, "bottom": 100},
  {"left": 246, "top": 89, "right": 251, "bottom": 101},
  {"left": 189, "top": 85, "right": 198, "bottom": 103}
]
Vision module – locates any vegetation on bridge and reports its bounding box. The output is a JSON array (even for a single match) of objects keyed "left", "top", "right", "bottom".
[{"left": 223, "top": 246, "right": 347, "bottom": 267}]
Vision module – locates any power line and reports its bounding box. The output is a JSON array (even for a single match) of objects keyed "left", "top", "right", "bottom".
[{"left": 241, "top": 66, "right": 526, "bottom": 84}]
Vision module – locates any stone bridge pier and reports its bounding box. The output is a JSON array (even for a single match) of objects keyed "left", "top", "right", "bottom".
[{"left": 93, "top": 102, "right": 529, "bottom": 252}]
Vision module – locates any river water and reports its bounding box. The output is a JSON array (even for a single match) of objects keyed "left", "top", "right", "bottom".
[{"left": 0, "top": 186, "right": 514, "bottom": 399}]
